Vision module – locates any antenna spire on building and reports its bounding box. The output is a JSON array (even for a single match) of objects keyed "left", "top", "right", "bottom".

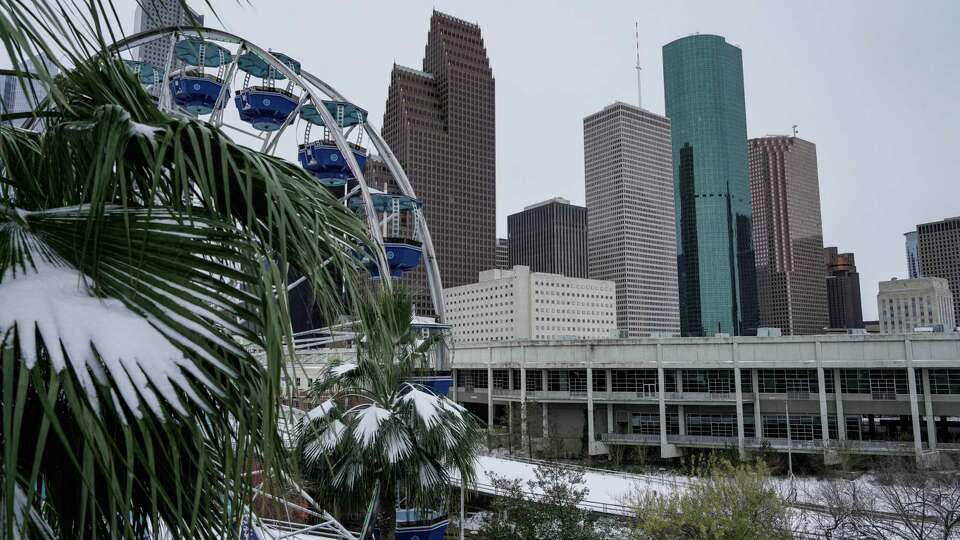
[
  {"left": 792, "top": 124, "right": 798, "bottom": 137},
  {"left": 635, "top": 21, "right": 642, "bottom": 109}
]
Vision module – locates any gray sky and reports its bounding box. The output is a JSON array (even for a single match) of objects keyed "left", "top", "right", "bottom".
[{"left": 107, "top": 0, "right": 960, "bottom": 319}]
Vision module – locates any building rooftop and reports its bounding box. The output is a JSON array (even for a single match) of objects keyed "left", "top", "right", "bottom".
[{"left": 522, "top": 197, "right": 571, "bottom": 211}]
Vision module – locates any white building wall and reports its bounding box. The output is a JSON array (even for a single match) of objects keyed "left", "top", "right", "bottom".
[
  {"left": 878, "top": 277, "right": 956, "bottom": 334},
  {"left": 444, "top": 265, "right": 616, "bottom": 345}
]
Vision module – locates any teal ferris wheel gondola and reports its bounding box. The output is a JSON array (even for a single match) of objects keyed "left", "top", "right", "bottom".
[
  {"left": 347, "top": 192, "right": 420, "bottom": 213},
  {"left": 123, "top": 60, "right": 160, "bottom": 85},
  {"left": 234, "top": 51, "right": 301, "bottom": 131},
  {"left": 297, "top": 101, "right": 369, "bottom": 186},
  {"left": 167, "top": 38, "right": 233, "bottom": 115}
]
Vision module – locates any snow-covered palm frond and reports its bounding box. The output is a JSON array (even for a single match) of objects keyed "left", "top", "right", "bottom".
[{"left": 0, "top": 206, "right": 255, "bottom": 417}]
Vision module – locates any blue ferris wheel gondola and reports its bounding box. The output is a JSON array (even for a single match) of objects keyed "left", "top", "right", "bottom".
[
  {"left": 170, "top": 72, "right": 229, "bottom": 115},
  {"left": 366, "top": 238, "right": 424, "bottom": 279},
  {"left": 297, "top": 140, "right": 368, "bottom": 182},
  {"left": 167, "top": 38, "right": 233, "bottom": 115},
  {"left": 234, "top": 51, "right": 301, "bottom": 132},
  {"left": 235, "top": 87, "right": 298, "bottom": 131}
]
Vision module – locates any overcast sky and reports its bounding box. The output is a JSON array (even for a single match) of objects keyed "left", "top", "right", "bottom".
[{"left": 105, "top": 1, "right": 959, "bottom": 319}]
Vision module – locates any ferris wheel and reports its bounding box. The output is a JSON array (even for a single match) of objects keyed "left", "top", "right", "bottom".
[{"left": 111, "top": 26, "right": 446, "bottom": 326}]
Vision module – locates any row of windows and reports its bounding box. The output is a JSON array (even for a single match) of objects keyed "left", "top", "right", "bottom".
[{"left": 456, "top": 369, "right": 960, "bottom": 396}]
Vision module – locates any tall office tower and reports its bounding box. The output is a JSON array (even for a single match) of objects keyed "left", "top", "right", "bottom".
[
  {"left": 824, "top": 247, "right": 864, "bottom": 329},
  {"left": 133, "top": 0, "right": 202, "bottom": 69},
  {"left": 382, "top": 11, "right": 496, "bottom": 316},
  {"left": 495, "top": 238, "right": 510, "bottom": 270},
  {"left": 583, "top": 102, "right": 680, "bottom": 337},
  {"left": 507, "top": 198, "right": 588, "bottom": 278},
  {"left": 917, "top": 216, "right": 960, "bottom": 324},
  {"left": 663, "top": 34, "right": 758, "bottom": 337},
  {"left": 748, "top": 136, "right": 828, "bottom": 335},
  {"left": 878, "top": 277, "right": 955, "bottom": 334},
  {"left": 905, "top": 231, "right": 921, "bottom": 279}
]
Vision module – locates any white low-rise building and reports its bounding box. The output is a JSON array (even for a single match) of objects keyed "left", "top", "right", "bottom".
[
  {"left": 878, "top": 277, "right": 956, "bottom": 334},
  {"left": 444, "top": 265, "right": 617, "bottom": 344}
]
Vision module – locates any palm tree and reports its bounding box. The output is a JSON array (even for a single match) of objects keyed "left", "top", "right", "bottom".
[
  {"left": 297, "top": 288, "right": 483, "bottom": 540},
  {"left": 0, "top": 0, "right": 384, "bottom": 537}
]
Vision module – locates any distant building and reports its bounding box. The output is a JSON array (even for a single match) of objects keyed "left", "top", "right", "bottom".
[
  {"left": 663, "top": 34, "right": 758, "bottom": 336},
  {"left": 905, "top": 231, "right": 921, "bottom": 279},
  {"left": 495, "top": 238, "right": 510, "bottom": 270},
  {"left": 133, "top": 0, "right": 202, "bottom": 70},
  {"left": 1, "top": 54, "right": 58, "bottom": 129},
  {"left": 749, "top": 136, "right": 828, "bottom": 335},
  {"left": 583, "top": 102, "right": 680, "bottom": 337},
  {"left": 382, "top": 11, "right": 496, "bottom": 316},
  {"left": 878, "top": 277, "right": 955, "bottom": 334},
  {"left": 444, "top": 265, "right": 616, "bottom": 344},
  {"left": 824, "top": 247, "right": 864, "bottom": 329},
  {"left": 507, "top": 197, "right": 588, "bottom": 278},
  {"left": 916, "top": 216, "right": 960, "bottom": 325}
]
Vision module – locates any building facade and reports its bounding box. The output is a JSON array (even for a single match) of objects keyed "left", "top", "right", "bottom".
[
  {"left": 583, "top": 102, "right": 680, "bottom": 337},
  {"left": 748, "top": 136, "right": 828, "bottom": 335},
  {"left": 443, "top": 266, "right": 616, "bottom": 344},
  {"left": 917, "top": 216, "right": 960, "bottom": 326},
  {"left": 496, "top": 238, "right": 510, "bottom": 270},
  {"left": 663, "top": 34, "right": 758, "bottom": 337},
  {"left": 905, "top": 230, "right": 921, "bottom": 279},
  {"left": 382, "top": 11, "right": 496, "bottom": 316},
  {"left": 878, "top": 277, "right": 956, "bottom": 334},
  {"left": 507, "top": 198, "right": 588, "bottom": 278},
  {"left": 824, "top": 247, "right": 864, "bottom": 329},
  {"left": 450, "top": 335, "right": 960, "bottom": 460},
  {"left": 133, "top": 0, "right": 201, "bottom": 70}
]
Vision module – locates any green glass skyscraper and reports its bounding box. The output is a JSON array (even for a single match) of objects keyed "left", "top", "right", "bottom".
[{"left": 663, "top": 34, "right": 758, "bottom": 337}]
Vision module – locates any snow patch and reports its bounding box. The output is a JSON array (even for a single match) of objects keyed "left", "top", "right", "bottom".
[
  {"left": 402, "top": 386, "right": 443, "bottom": 428},
  {"left": 128, "top": 121, "right": 164, "bottom": 142},
  {"left": 306, "top": 399, "right": 336, "bottom": 422},
  {"left": 353, "top": 405, "right": 391, "bottom": 448},
  {"left": 0, "top": 260, "right": 200, "bottom": 419},
  {"left": 330, "top": 362, "right": 357, "bottom": 376}
]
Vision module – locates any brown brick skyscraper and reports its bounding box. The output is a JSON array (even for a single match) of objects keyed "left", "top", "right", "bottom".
[
  {"left": 749, "top": 136, "right": 828, "bottom": 335},
  {"left": 382, "top": 11, "right": 496, "bottom": 317}
]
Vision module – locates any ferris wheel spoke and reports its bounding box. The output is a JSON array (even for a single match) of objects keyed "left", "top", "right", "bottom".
[{"left": 210, "top": 43, "right": 243, "bottom": 126}]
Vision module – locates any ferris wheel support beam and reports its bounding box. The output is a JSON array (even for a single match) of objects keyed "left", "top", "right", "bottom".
[
  {"left": 298, "top": 72, "right": 447, "bottom": 321},
  {"left": 108, "top": 26, "right": 393, "bottom": 283},
  {"left": 211, "top": 43, "right": 244, "bottom": 126}
]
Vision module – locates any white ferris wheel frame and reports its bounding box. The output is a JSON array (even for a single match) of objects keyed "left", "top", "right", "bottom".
[{"left": 109, "top": 26, "right": 447, "bottom": 322}]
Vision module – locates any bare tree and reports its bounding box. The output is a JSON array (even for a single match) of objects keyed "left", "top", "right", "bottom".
[{"left": 803, "top": 478, "right": 864, "bottom": 539}]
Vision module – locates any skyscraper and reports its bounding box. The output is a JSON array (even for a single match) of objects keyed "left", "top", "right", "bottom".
[
  {"left": 916, "top": 216, "right": 960, "bottom": 325},
  {"left": 583, "top": 102, "right": 680, "bottom": 337},
  {"left": 507, "top": 198, "right": 588, "bottom": 278},
  {"left": 824, "top": 247, "right": 864, "bottom": 329},
  {"left": 495, "top": 238, "right": 510, "bottom": 270},
  {"left": 663, "top": 34, "right": 758, "bottom": 337},
  {"left": 748, "top": 136, "right": 828, "bottom": 335},
  {"left": 878, "top": 277, "right": 955, "bottom": 334},
  {"left": 905, "top": 230, "right": 921, "bottom": 279},
  {"left": 382, "top": 11, "right": 496, "bottom": 316},
  {"left": 133, "top": 0, "right": 202, "bottom": 70}
]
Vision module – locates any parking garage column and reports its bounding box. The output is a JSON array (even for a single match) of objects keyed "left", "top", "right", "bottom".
[
  {"left": 677, "top": 369, "right": 686, "bottom": 435},
  {"left": 752, "top": 368, "right": 762, "bottom": 439},
  {"left": 587, "top": 362, "right": 596, "bottom": 454},
  {"left": 657, "top": 344, "right": 668, "bottom": 453},
  {"left": 733, "top": 342, "right": 745, "bottom": 458},
  {"left": 487, "top": 349, "right": 494, "bottom": 432},
  {"left": 507, "top": 369, "right": 514, "bottom": 436},
  {"left": 542, "top": 369, "right": 549, "bottom": 439},
  {"left": 607, "top": 368, "right": 614, "bottom": 435},
  {"left": 520, "top": 351, "right": 529, "bottom": 453},
  {"left": 816, "top": 341, "right": 830, "bottom": 443},
  {"left": 922, "top": 368, "right": 937, "bottom": 450},
  {"left": 833, "top": 368, "right": 846, "bottom": 440},
  {"left": 905, "top": 339, "right": 923, "bottom": 457}
]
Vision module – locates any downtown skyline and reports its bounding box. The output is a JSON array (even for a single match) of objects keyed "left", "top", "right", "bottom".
[{"left": 101, "top": 0, "right": 960, "bottom": 320}]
